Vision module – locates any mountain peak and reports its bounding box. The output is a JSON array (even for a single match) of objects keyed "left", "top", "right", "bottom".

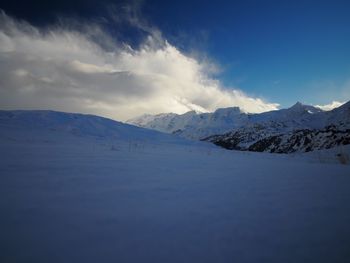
[
  {"left": 290, "top": 101, "right": 304, "bottom": 108},
  {"left": 288, "top": 102, "right": 322, "bottom": 114},
  {"left": 182, "top": 110, "right": 198, "bottom": 117},
  {"left": 214, "top": 106, "right": 242, "bottom": 115}
]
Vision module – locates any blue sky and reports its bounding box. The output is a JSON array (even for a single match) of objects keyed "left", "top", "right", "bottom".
[
  {"left": 146, "top": 0, "right": 350, "bottom": 106},
  {"left": 1, "top": 0, "right": 350, "bottom": 118}
]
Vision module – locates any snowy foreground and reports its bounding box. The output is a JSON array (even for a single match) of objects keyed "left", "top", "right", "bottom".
[{"left": 1, "top": 111, "right": 350, "bottom": 263}]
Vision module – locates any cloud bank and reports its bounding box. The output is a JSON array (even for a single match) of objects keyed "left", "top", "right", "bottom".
[
  {"left": 315, "top": 101, "right": 345, "bottom": 111},
  {"left": 0, "top": 13, "right": 279, "bottom": 121}
]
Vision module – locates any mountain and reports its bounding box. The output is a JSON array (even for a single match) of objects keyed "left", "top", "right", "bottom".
[
  {"left": 322, "top": 100, "right": 350, "bottom": 130},
  {"left": 128, "top": 107, "right": 250, "bottom": 139},
  {"left": 208, "top": 125, "right": 350, "bottom": 153},
  {"left": 126, "top": 112, "right": 178, "bottom": 132},
  {"left": 128, "top": 102, "right": 348, "bottom": 139},
  {"left": 128, "top": 101, "right": 350, "bottom": 153},
  {"left": 205, "top": 102, "right": 350, "bottom": 153},
  {"left": 249, "top": 126, "right": 350, "bottom": 153}
]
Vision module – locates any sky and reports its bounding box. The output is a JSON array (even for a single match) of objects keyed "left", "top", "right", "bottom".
[{"left": 0, "top": 0, "right": 349, "bottom": 120}]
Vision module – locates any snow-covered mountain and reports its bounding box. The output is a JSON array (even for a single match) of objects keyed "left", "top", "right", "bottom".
[
  {"left": 207, "top": 125, "right": 350, "bottom": 153},
  {"left": 128, "top": 107, "right": 252, "bottom": 139},
  {"left": 3, "top": 102, "right": 348, "bottom": 155},
  {"left": 128, "top": 101, "right": 349, "bottom": 139},
  {"left": 250, "top": 126, "right": 350, "bottom": 153},
  {"left": 205, "top": 101, "right": 350, "bottom": 153},
  {"left": 128, "top": 101, "right": 350, "bottom": 153}
]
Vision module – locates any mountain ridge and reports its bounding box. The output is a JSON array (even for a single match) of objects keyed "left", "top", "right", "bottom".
[
  {"left": 127, "top": 102, "right": 349, "bottom": 139},
  {"left": 127, "top": 101, "right": 350, "bottom": 153},
  {"left": 0, "top": 110, "right": 192, "bottom": 146}
]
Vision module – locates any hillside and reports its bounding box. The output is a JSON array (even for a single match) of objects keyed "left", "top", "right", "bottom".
[
  {"left": 0, "top": 110, "right": 192, "bottom": 146},
  {"left": 1, "top": 110, "right": 350, "bottom": 263}
]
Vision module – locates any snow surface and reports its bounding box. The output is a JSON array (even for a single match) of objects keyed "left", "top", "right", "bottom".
[{"left": 1, "top": 110, "right": 350, "bottom": 263}]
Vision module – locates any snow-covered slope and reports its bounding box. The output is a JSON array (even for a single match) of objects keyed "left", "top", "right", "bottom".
[
  {"left": 127, "top": 112, "right": 178, "bottom": 132},
  {"left": 1, "top": 109, "right": 350, "bottom": 263},
  {"left": 250, "top": 127, "right": 350, "bottom": 153},
  {"left": 0, "top": 110, "right": 192, "bottom": 146},
  {"left": 209, "top": 125, "right": 350, "bottom": 153},
  {"left": 322, "top": 100, "right": 350, "bottom": 129}
]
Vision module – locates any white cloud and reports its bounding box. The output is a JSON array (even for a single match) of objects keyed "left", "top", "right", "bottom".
[
  {"left": 69, "top": 60, "right": 121, "bottom": 74},
  {"left": 315, "top": 101, "right": 345, "bottom": 111},
  {"left": 0, "top": 13, "right": 279, "bottom": 121}
]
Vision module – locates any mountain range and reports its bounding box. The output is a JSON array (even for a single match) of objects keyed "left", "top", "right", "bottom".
[
  {"left": 1, "top": 101, "right": 349, "bottom": 154},
  {"left": 127, "top": 101, "right": 350, "bottom": 153}
]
